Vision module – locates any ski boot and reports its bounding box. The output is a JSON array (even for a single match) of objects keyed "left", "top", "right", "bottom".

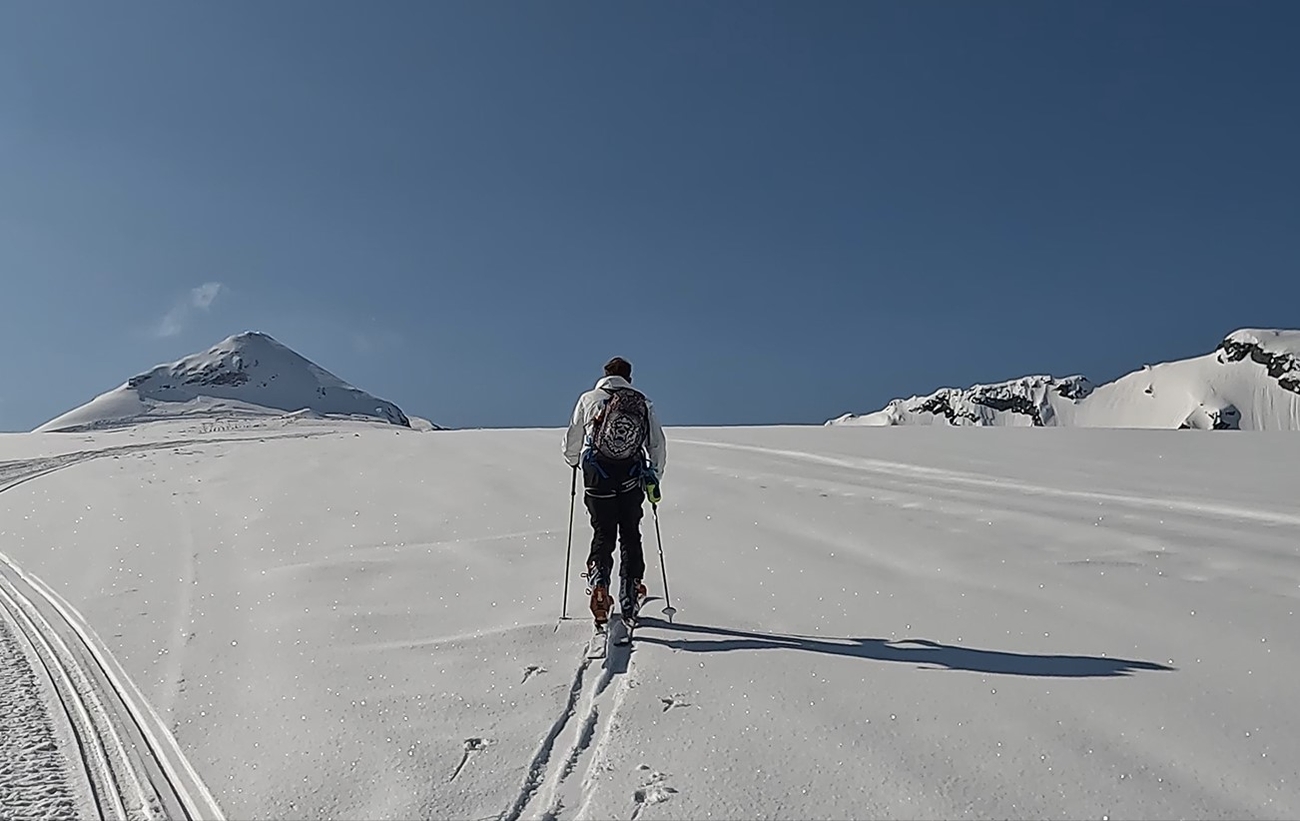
[
  {"left": 619, "top": 578, "right": 647, "bottom": 624},
  {"left": 590, "top": 586, "right": 611, "bottom": 626},
  {"left": 612, "top": 578, "right": 646, "bottom": 647},
  {"left": 584, "top": 562, "right": 612, "bottom": 627},
  {"left": 584, "top": 563, "right": 614, "bottom": 659}
]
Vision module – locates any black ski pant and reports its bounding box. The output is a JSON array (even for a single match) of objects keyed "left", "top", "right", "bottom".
[{"left": 584, "top": 488, "right": 646, "bottom": 597}]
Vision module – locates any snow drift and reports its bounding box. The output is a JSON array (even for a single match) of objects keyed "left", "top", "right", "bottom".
[
  {"left": 36, "top": 332, "right": 412, "bottom": 432},
  {"left": 829, "top": 329, "right": 1300, "bottom": 431}
]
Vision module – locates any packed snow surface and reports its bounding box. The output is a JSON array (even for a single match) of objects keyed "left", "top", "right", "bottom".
[
  {"left": 831, "top": 329, "right": 1300, "bottom": 430},
  {"left": 36, "top": 332, "right": 410, "bottom": 432},
  {"left": 1, "top": 418, "right": 1299, "bottom": 819}
]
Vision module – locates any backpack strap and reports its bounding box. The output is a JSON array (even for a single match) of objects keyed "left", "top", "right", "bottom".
[{"left": 581, "top": 441, "right": 609, "bottom": 478}]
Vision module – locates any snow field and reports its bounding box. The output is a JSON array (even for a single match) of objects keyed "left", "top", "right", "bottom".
[{"left": 0, "top": 421, "right": 1297, "bottom": 819}]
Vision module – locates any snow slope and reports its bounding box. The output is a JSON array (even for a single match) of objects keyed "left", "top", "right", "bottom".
[
  {"left": 36, "top": 332, "right": 411, "bottom": 433},
  {"left": 1, "top": 419, "right": 1299, "bottom": 819},
  {"left": 830, "top": 329, "right": 1300, "bottom": 430}
]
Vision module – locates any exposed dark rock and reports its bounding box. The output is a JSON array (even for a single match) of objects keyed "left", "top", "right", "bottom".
[
  {"left": 915, "top": 386, "right": 1049, "bottom": 426},
  {"left": 1055, "top": 378, "right": 1095, "bottom": 401},
  {"left": 184, "top": 368, "right": 250, "bottom": 388},
  {"left": 1219, "top": 337, "right": 1300, "bottom": 395},
  {"left": 1180, "top": 403, "right": 1241, "bottom": 431}
]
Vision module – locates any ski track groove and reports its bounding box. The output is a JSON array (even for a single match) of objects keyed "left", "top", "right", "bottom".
[
  {"left": 503, "top": 620, "right": 638, "bottom": 821},
  {"left": 573, "top": 662, "right": 635, "bottom": 821},
  {"left": 0, "top": 587, "right": 112, "bottom": 821},
  {"left": 678, "top": 438, "right": 1300, "bottom": 527},
  {"left": 0, "top": 551, "right": 227, "bottom": 820},
  {"left": 0, "top": 429, "right": 333, "bottom": 497},
  {"left": 500, "top": 652, "right": 592, "bottom": 821},
  {"left": 0, "top": 578, "right": 138, "bottom": 821},
  {"left": 0, "top": 601, "right": 94, "bottom": 821},
  {"left": 23, "top": 564, "right": 228, "bottom": 820},
  {"left": 535, "top": 625, "right": 636, "bottom": 821}
]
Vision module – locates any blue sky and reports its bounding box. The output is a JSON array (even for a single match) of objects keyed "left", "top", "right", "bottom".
[{"left": 1, "top": 2, "right": 1297, "bottom": 431}]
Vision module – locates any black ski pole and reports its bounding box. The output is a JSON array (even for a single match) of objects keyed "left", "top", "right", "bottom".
[
  {"left": 651, "top": 502, "right": 676, "bottom": 622},
  {"left": 561, "top": 466, "right": 577, "bottom": 621}
]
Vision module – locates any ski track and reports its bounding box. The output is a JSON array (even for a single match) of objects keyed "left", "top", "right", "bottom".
[
  {"left": 0, "top": 423, "right": 347, "bottom": 821},
  {"left": 505, "top": 622, "right": 636, "bottom": 821},
  {"left": 0, "top": 439, "right": 240, "bottom": 820},
  {"left": 676, "top": 437, "right": 1300, "bottom": 528},
  {"left": 0, "top": 550, "right": 228, "bottom": 819},
  {"left": 0, "top": 428, "right": 332, "bottom": 498},
  {"left": 500, "top": 653, "right": 590, "bottom": 821},
  {"left": 13, "top": 559, "right": 228, "bottom": 820},
  {"left": 0, "top": 599, "right": 90, "bottom": 821},
  {"left": 0, "top": 571, "right": 146, "bottom": 820},
  {"left": 1, "top": 422, "right": 641, "bottom": 821}
]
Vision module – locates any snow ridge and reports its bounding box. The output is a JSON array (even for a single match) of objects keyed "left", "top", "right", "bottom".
[
  {"left": 830, "top": 328, "right": 1300, "bottom": 431},
  {"left": 831, "top": 375, "right": 1092, "bottom": 428},
  {"left": 1219, "top": 329, "right": 1300, "bottom": 394}
]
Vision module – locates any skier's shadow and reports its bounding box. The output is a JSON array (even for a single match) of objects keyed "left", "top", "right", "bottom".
[{"left": 634, "top": 618, "right": 1174, "bottom": 678}]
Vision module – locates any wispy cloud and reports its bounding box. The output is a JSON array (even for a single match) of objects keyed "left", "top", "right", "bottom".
[
  {"left": 190, "top": 282, "right": 222, "bottom": 310},
  {"left": 156, "top": 282, "right": 225, "bottom": 338},
  {"left": 351, "top": 328, "right": 401, "bottom": 354}
]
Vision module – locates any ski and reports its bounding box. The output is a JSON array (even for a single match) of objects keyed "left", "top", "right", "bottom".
[
  {"left": 586, "top": 622, "right": 609, "bottom": 659},
  {"left": 612, "top": 586, "right": 646, "bottom": 647},
  {"left": 613, "top": 614, "right": 636, "bottom": 646}
]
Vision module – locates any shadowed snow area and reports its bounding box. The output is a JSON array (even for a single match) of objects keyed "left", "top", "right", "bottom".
[{"left": 0, "top": 418, "right": 1298, "bottom": 819}]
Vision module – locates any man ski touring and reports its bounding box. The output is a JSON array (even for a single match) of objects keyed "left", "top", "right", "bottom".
[{"left": 563, "top": 356, "right": 667, "bottom": 631}]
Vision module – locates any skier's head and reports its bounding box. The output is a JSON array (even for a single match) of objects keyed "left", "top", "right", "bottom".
[{"left": 603, "top": 357, "right": 632, "bottom": 381}]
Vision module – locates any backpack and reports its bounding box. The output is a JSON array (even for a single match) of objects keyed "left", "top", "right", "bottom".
[{"left": 591, "top": 387, "right": 649, "bottom": 463}]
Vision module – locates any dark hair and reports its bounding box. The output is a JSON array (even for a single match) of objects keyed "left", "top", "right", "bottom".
[{"left": 603, "top": 356, "right": 632, "bottom": 380}]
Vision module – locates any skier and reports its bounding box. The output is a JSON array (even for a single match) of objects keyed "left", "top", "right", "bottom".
[{"left": 563, "top": 356, "right": 667, "bottom": 630}]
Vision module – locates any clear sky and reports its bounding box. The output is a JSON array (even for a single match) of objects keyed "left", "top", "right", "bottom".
[{"left": 2, "top": 2, "right": 1297, "bottom": 431}]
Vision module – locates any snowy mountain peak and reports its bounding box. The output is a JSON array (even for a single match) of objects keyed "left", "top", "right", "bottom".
[
  {"left": 127, "top": 331, "right": 355, "bottom": 395},
  {"left": 37, "top": 332, "right": 411, "bottom": 432},
  {"left": 830, "top": 329, "right": 1300, "bottom": 431}
]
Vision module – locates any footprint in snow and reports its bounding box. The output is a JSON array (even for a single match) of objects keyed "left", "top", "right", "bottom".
[
  {"left": 449, "top": 737, "right": 491, "bottom": 781},
  {"left": 659, "top": 694, "right": 693, "bottom": 712},
  {"left": 630, "top": 768, "right": 677, "bottom": 819}
]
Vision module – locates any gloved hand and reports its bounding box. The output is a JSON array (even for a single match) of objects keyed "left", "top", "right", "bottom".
[{"left": 644, "top": 474, "right": 662, "bottom": 505}]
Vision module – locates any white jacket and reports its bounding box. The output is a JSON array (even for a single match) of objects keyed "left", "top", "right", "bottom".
[{"left": 563, "top": 376, "right": 667, "bottom": 476}]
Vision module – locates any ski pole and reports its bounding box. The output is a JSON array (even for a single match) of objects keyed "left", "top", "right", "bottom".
[
  {"left": 651, "top": 502, "right": 676, "bottom": 622},
  {"left": 561, "top": 465, "right": 577, "bottom": 621}
]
